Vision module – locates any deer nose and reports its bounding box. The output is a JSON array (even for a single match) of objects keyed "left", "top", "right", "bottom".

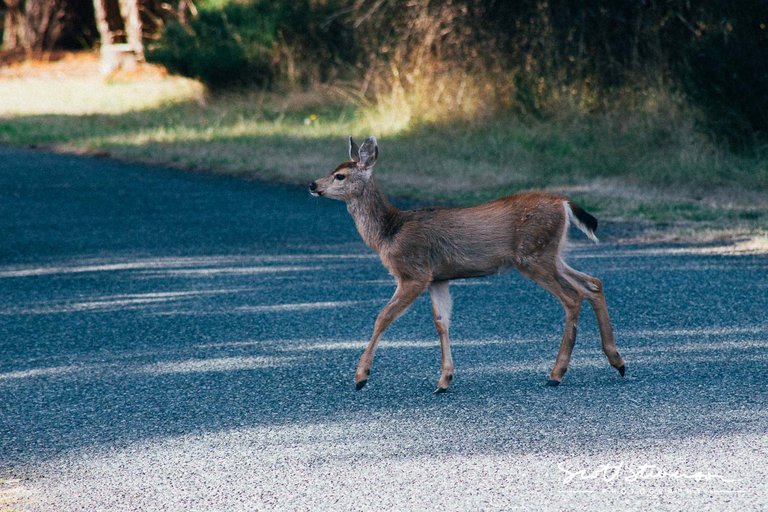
[{"left": 309, "top": 182, "right": 318, "bottom": 191}]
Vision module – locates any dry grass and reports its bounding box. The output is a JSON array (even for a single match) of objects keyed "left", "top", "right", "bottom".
[{"left": 0, "top": 52, "right": 766, "bottom": 244}]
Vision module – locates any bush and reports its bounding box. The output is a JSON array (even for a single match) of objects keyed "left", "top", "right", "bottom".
[
  {"left": 146, "top": 0, "right": 768, "bottom": 153},
  {"left": 148, "top": 7, "right": 273, "bottom": 88},
  {"left": 147, "top": 0, "right": 354, "bottom": 90}
]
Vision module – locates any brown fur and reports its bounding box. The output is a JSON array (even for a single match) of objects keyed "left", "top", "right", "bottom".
[{"left": 310, "top": 137, "right": 625, "bottom": 391}]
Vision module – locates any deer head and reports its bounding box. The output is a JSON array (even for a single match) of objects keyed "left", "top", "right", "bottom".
[{"left": 309, "top": 136, "right": 378, "bottom": 201}]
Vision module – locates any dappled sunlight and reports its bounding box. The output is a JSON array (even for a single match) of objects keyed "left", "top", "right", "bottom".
[
  {"left": 631, "top": 236, "right": 768, "bottom": 255},
  {"left": 3, "top": 329, "right": 762, "bottom": 382},
  {"left": 630, "top": 352, "right": 768, "bottom": 364},
  {"left": 0, "top": 289, "right": 247, "bottom": 315},
  {"left": 0, "top": 254, "right": 376, "bottom": 279},
  {"left": 282, "top": 339, "right": 436, "bottom": 352},
  {"left": 0, "top": 357, "right": 297, "bottom": 385},
  {"left": 137, "top": 355, "right": 297, "bottom": 376},
  {"left": 194, "top": 336, "right": 539, "bottom": 352},
  {"left": 236, "top": 300, "right": 374, "bottom": 313},
  {"left": 277, "top": 336, "right": 540, "bottom": 352},
  {"left": 147, "top": 300, "right": 381, "bottom": 317},
  {"left": 0, "top": 256, "right": 249, "bottom": 278},
  {"left": 0, "top": 77, "right": 203, "bottom": 117},
  {"left": 258, "top": 331, "right": 767, "bottom": 359},
  {"left": 0, "top": 352, "right": 298, "bottom": 381},
  {"left": 24, "top": 295, "right": 185, "bottom": 314},
  {"left": 573, "top": 240, "right": 768, "bottom": 259},
  {"left": 0, "top": 364, "right": 84, "bottom": 381},
  {"left": 194, "top": 339, "right": 279, "bottom": 349},
  {"left": 463, "top": 349, "right": 767, "bottom": 377},
  {"left": 624, "top": 325, "right": 768, "bottom": 338},
  {"left": 0, "top": 253, "right": 389, "bottom": 319},
  {"left": 461, "top": 359, "right": 553, "bottom": 376},
  {"left": 627, "top": 339, "right": 768, "bottom": 353},
  {"left": 147, "top": 266, "right": 315, "bottom": 278}
]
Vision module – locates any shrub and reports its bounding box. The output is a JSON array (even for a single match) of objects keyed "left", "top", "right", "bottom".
[
  {"left": 146, "top": 0, "right": 768, "bottom": 154},
  {"left": 147, "top": 6, "right": 273, "bottom": 88},
  {"left": 147, "top": 0, "right": 354, "bottom": 90}
]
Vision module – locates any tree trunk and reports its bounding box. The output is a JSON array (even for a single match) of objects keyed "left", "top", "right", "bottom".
[
  {"left": 91, "top": 0, "right": 112, "bottom": 45},
  {"left": 2, "top": 0, "right": 31, "bottom": 50},
  {"left": 24, "top": 0, "right": 65, "bottom": 54},
  {"left": 2, "top": 0, "right": 65, "bottom": 54},
  {"left": 92, "top": 0, "right": 143, "bottom": 75},
  {"left": 118, "top": 0, "right": 142, "bottom": 60}
]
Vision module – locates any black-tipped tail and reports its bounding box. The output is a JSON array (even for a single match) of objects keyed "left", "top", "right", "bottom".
[{"left": 568, "top": 201, "right": 598, "bottom": 234}]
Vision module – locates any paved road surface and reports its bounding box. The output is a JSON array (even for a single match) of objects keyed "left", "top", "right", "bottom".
[{"left": 1, "top": 146, "right": 766, "bottom": 510}]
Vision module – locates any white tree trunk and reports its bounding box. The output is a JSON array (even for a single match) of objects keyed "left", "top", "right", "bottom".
[
  {"left": 92, "top": 0, "right": 144, "bottom": 76},
  {"left": 119, "top": 0, "right": 143, "bottom": 60}
]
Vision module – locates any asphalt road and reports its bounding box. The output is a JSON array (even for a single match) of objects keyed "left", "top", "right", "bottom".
[{"left": 1, "top": 146, "right": 766, "bottom": 511}]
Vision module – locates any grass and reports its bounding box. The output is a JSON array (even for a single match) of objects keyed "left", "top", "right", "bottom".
[{"left": 0, "top": 53, "right": 766, "bottom": 243}]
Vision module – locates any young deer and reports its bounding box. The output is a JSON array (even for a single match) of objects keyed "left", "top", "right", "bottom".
[{"left": 309, "top": 136, "right": 625, "bottom": 393}]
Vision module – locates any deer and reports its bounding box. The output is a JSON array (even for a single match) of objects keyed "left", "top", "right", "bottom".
[{"left": 309, "top": 136, "right": 625, "bottom": 393}]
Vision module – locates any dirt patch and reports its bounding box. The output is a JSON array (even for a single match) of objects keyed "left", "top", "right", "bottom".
[{"left": 0, "top": 50, "right": 171, "bottom": 82}]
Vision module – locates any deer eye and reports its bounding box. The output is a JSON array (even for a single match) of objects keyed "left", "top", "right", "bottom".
[{"left": 334, "top": 174, "right": 346, "bottom": 181}]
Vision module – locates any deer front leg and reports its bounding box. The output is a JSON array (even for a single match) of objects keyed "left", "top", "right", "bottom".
[
  {"left": 355, "top": 279, "right": 427, "bottom": 390},
  {"left": 429, "top": 281, "right": 454, "bottom": 393}
]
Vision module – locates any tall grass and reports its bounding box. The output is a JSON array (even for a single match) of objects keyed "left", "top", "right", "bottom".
[{"left": 145, "top": 0, "right": 767, "bottom": 153}]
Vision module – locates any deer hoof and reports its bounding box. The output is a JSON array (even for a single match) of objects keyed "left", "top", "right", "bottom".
[
  {"left": 545, "top": 379, "right": 561, "bottom": 387},
  {"left": 355, "top": 379, "right": 368, "bottom": 391},
  {"left": 617, "top": 364, "right": 626, "bottom": 377},
  {"left": 433, "top": 387, "right": 448, "bottom": 395}
]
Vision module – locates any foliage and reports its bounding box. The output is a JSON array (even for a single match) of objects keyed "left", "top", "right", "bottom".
[
  {"left": 304, "top": 0, "right": 768, "bottom": 140},
  {"left": 148, "top": 10, "right": 268, "bottom": 88},
  {"left": 146, "top": 0, "right": 353, "bottom": 89},
  {"left": 677, "top": 1, "right": 768, "bottom": 147},
  {"left": 1, "top": 0, "right": 69, "bottom": 53},
  {"left": 3, "top": 0, "right": 768, "bottom": 149}
]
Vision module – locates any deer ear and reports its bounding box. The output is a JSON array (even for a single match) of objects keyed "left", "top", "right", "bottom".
[
  {"left": 358, "top": 136, "right": 378, "bottom": 170},
  {"left": 349, "top": 136, "right": 360, "bottom": 163}
]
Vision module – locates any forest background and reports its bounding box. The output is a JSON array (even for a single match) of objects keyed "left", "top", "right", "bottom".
[{"left": 1, "top": 0, "right": 766, "bottom": 242}]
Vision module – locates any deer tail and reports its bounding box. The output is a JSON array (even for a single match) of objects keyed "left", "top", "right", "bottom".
[{"left": 564, "top": 200, "right": 599, "bottom": 243}]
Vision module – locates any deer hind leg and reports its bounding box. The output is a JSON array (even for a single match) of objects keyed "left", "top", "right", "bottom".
[
  {"left": 429, "top": 281, "right": 454, "bottom": 393},
  {"left": 355, "top": 279, "right": 427, "bottom": 391},
  {"left": 562, "top": 265, "right": 626, "bottom": 376},
  {"left": 523, "top": 261, "right": 584, "bottom": 386}
]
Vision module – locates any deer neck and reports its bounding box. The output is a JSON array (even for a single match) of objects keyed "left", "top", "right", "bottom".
[{"left": 346, "top": 177, "right": 402, "bottom": 251}]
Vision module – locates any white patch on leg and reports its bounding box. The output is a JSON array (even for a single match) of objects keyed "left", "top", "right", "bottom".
[{"left": 429, "top": 281, "right": 452, "bottom": 329}]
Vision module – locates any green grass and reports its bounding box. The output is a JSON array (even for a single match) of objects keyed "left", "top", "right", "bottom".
[{"left": 0, "top": 71, "right": 766, "bottom": 241}]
